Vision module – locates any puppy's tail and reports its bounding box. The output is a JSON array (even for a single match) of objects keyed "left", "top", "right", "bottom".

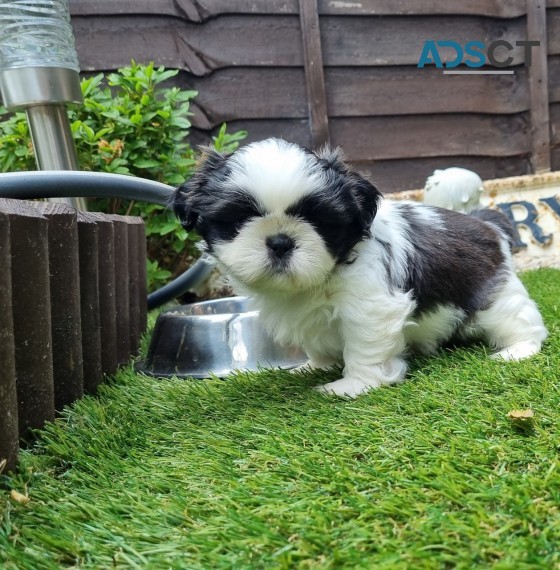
[{"left": 468, "top": 208, "right": 516, "bottom": 251}]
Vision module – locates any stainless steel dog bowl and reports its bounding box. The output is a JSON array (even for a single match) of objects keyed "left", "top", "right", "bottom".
[{"left": 140, "top": 296, "right": 307, "bottom": 378}]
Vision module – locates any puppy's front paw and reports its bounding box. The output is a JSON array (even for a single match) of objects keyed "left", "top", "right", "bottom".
[
  {"left": 316, "top": 358, "right": 408, "bottom": 398},
  {"left": 315, "top": 377, "right": 381, "bottom": 398}
]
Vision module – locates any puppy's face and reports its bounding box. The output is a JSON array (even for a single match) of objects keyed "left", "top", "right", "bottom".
[{"left": 173, "top": 139, "right": 381, "bottom": 292}]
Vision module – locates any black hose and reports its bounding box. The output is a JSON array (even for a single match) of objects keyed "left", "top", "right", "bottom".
[
  {"left": 0, "top": 171, "right": 215, "bottom": 309},
  {"left": 0, "top": 170, "right": 173, "bottom": 205},
  {"left": 146, "top": 253, "right": 215, "bottom": 310}
]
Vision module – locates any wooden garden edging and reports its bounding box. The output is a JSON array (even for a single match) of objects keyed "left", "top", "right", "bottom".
[{"left": 0, "top": 198, "right": 147, "bottom": 473}]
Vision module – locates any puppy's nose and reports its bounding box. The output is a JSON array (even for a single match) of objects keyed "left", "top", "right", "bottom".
[{"left": 266, "top": 233, "right": 295, "bottom": 257}]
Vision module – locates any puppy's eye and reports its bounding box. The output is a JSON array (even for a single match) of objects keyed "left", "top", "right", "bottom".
[
  {"left": 213, "top": 218, "right": 242, "bottom": 231},
  {"left": 213, "top": 215, "right": 246, "bottom": 226},
  {"left": 214, "top": 206, "right": 260, "bottom": 227}
]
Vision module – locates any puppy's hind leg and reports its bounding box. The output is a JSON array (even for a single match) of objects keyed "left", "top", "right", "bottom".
[{"left": 475, "top": 273, "right": 547, "bottom": 361}]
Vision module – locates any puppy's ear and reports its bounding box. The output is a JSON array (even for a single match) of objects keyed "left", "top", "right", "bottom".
[
  {"left": 172, "top": 185, "right": 199, "bottom": 231},
  {"left": 315, "top": 145, "right": 349, "bottom": 174},
  {"left": 171, "top": 147, "right": 228, "bottom": 231},
  {"left": 351, "top": 173, "right": 382, "bottom": 232},
  {"left": 316, "top": 146, "right": 382, "bottom": 232}
]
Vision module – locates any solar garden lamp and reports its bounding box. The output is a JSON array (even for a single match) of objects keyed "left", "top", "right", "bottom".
[{"left": 0, "top": 0, "right": 86, "bottom": 209}]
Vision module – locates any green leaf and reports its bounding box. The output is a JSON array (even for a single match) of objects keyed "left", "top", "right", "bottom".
[
  {"left": 169, "top": 117, "right": 191, "bottom": 129},
  {"left": 133, "top": 159, "right": 161, "bottom": 169},
  {"left": 153, "top": 69, "right": 179, "bottom": 84},
  {"left": 158, "top": 222, "right": 181, "bottom": 236}
]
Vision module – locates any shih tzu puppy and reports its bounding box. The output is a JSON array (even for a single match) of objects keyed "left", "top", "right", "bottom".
[{"left": 172, "top": 138, "right": 547, "bottom": 397}]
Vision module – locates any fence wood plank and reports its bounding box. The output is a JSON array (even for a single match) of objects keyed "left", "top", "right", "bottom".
[
  {"left": 331, "top": 114, "right": 530, "bottom": 160},
  {"left": 70, "top": 0, "right": 529, "bottom": 20},
  {"left": 328, "top": 67, "right": 531, "bottom": 116},
  {"left": 77, "top": 212, "right": 103, "bottom": 394},
  {"left": 0, "top": 210, "right": 18, "bottom": 473},
  {"left": 72, "top": 16, "right": 301, "bottom": 75},
  {"left": 552, "top": 146, "right": 560, "bottom": 171},
  {"left": 184, "top": 66, "right": 531, "bottom": 129},
  {"left": 185, "top": 69, "right": 306, "bottom": 128},
  {"left": 354, "top": 155, "right": 531, "bottom": 193},
  {"left": 548, "top": 7, "right": 560, "bottom": 54},
  {"left": 0, "top": 199, "right": 54, "bottom": 435},
  {"left": 31, "top": 203, "right": 84, "bottom": 411},
  {"left": 299, "top": 0, "right": 329, "bottom": 147},
  {"left": 316, "top": 0, "right": 528, "bottom": 17},
  {"left": 527, "top": 0, "right": 551, "bottom": 172},
  {"left": 72, "top": 14, "right": 541, "bottom": 75},
  {"left": 192, "top": 112, "right": 531, "bottom": 161},
  {"left": 548, "top": 102, "right": 560, "bottom": 143},
  {"left": 319, "top": 15, "right": 532, "bottom": 66},
  {"left": 549, "top": 55, "right": 560, "bottom": 103}
]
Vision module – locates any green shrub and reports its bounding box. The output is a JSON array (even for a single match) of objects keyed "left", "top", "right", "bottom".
[{"left": 0, "top": 61, "right": 247, "bottom": 291}]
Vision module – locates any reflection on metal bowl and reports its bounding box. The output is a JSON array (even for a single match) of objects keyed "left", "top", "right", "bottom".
[{"left": 139, "top": 297, "right": 307, "bottom": 378}]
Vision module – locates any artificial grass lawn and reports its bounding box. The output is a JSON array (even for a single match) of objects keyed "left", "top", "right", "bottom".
[{"left": 1, "top": 269, "right": 559, "bottom": 569}]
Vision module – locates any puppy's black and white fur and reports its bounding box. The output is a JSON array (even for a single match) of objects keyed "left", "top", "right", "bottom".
[{"left": 173, "top": 138, "right": 547, "bottom": 397}]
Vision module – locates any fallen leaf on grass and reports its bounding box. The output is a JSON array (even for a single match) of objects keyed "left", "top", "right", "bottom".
[
  {"left": 507, "top": 409, "right": 534, "bottom": 421},
  {"left": 10, "top": 490, "right": 30, "bottom": 504}
]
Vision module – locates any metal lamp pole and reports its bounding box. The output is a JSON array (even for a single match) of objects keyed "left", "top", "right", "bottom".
[{"left": 0, "top": 0, "right": 86, "bottom": 210}]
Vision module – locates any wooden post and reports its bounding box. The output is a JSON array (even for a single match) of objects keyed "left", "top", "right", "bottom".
[
  {"left": 0, "top": 199, "right": 54, "bottom": 435},
  {"left": 136, "top": 221, "right": 148, "bottom": 338},
  {"left": 31, "top": 203, "right": 84, "bottom": 411},
  {"left": 299, "top": 0, "right": 330, "bottom": 148},
  {"left": 527, "top": 0, "right": 551, "bottom": 173},
  {"left": 108, "top": 215, "right": 131, "bottom": 365},
  {"left": 0, "top": 210, "right": 19, "bottom": 472},
  {"left": 77, "top": 212, "right": 104, "bottom": 394},
  {"left": 126, "top": 217, "right": 145, "bottom": 356},
  {"left": 89, "top": 213, "right": 118, "bottom": 376}
]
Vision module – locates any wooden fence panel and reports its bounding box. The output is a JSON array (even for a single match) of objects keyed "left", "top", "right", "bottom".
[{"left": 69, "top": 0, "right": 559, "bottom": 191}]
